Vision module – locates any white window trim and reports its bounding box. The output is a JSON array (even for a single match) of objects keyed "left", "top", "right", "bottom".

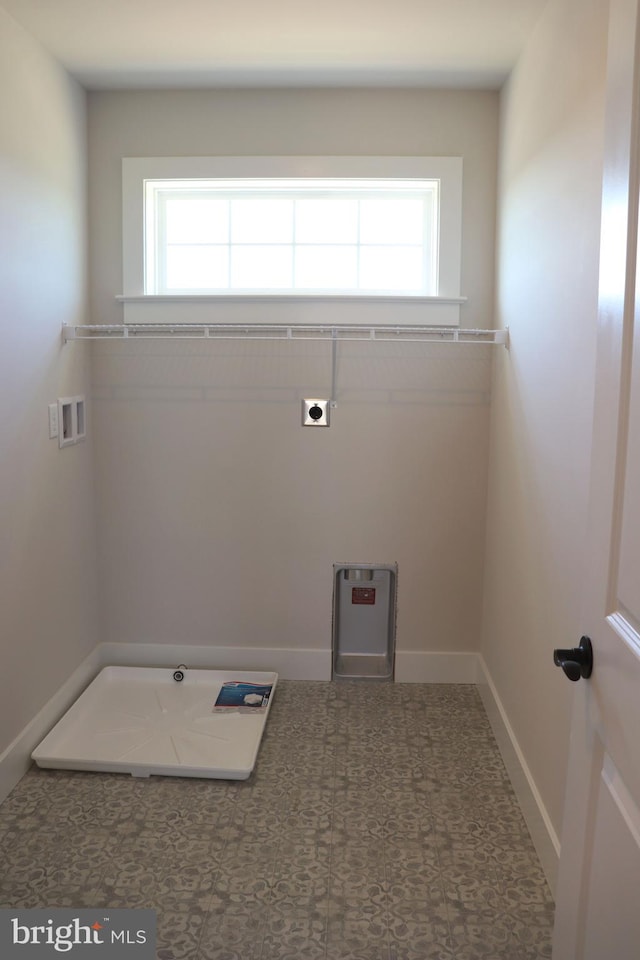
[{"left": 121, "top": 156, "right": 464, "bottom": 326}]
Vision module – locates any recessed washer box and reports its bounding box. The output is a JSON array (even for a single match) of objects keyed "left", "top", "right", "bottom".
[
  {"left": 302, "top": 398, "right": 330, "bottom": 427},
  {"left": 333, "top": 563, "right": 398, "bottom": 680}
]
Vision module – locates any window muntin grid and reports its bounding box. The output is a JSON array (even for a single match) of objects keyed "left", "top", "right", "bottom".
[{"left": 145, "top": 179, "right": 438, "bottom": 296}]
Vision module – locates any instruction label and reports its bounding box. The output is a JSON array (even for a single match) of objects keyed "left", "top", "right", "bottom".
[{"left": 352, "top": 587, "right": 376, "bottom": 605}]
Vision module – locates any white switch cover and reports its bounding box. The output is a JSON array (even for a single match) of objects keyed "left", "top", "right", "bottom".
[{"left": 48, "top": 403, "right": 59, "bottom": 439}]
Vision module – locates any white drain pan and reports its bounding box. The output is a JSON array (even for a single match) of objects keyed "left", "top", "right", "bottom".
[{"left": 32, "top": 667, "right": 277, "bottom": 780}]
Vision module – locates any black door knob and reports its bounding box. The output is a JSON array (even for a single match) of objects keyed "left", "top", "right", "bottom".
[{"left": 553, "top": 636, "right": 593, "bottom": 682}]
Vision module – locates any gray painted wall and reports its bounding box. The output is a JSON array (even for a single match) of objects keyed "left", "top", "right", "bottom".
[
  {"left": 482, "top": 0, "right": 608, "bottom": 843},
  {"left": 0, "top": 9, "right": 98, "bottom": 758},
  {"left": 87, "top": 89, "right": 499, "bottom": 659}
]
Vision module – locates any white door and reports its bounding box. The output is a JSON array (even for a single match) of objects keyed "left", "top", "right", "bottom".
[{"left": 552, "top": 0, "right": 640, "bottom": 956}]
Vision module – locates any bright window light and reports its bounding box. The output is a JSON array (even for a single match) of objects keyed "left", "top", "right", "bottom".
[{"left": 144, "top": 178, "right": 439, "bottom": 296}]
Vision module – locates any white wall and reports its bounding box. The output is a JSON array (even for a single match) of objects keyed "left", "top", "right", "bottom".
[
  {"left": 0, "top": 10, "right": 98, "bottom": 759},
  {"left": 87, "top": 89, "right": 499, "bottom": 664},
  {"left": 482, "top": 0, "right": 608, "bottom": 849}
]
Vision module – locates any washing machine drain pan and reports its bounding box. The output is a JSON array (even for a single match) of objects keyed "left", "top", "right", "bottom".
[{"left": 32, "top": 666, "right": 277, "bottom": 780}]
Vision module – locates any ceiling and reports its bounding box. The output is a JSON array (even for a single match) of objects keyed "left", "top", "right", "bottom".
[{"left": 0, "top": 0, "right": 548, "bottom": 90}]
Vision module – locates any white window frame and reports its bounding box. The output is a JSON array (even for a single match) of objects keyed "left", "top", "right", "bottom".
[{"left": 121, "top": 156, "right": 464, "bottom": 326}]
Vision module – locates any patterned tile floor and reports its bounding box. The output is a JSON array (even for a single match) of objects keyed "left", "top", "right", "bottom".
[{"left": 0, "top": 681, "right": 554, "bottom": 959}]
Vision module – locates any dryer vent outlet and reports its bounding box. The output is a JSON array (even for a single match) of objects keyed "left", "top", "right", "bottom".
[{"left": 302, "top": 399, "right": 330, "bottom": 427}]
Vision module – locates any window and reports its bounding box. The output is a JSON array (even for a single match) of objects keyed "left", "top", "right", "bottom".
[
  {"left": 122, "top": 156, "right": 463, "bottom": 325},
  {"left": 145, "top": 180, "right": 437, "bottom": 296}
]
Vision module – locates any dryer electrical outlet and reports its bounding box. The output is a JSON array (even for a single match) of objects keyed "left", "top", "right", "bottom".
[{"left": 302, "top": 399, "right": 330, "bottom": 427}]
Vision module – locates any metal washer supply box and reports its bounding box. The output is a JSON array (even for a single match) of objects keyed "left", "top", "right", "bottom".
[{"left": 332, "top": 563, "right": 398, "bottom": 680}]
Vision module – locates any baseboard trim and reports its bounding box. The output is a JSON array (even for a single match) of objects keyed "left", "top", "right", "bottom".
[
  {"left": 98, "top": 642, "right": 333, "bottom": 681},
  {"left": 477, "top": 655, "right": 560, "bottom": 895},
  {"left": 394, "top": 651, "right": 480, "bottom": 683},
  {"left": 0, "top": 647, "right": 102, "bottom": 805}
]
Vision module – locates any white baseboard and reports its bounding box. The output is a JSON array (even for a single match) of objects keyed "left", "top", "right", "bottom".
[
  {"left": 0, "top": 647, "right": 102, "bottom": 805},
  {"left": 477, "top": 655, "right": 560, "bottom": 895},
  {"left": 394, "top": 650, "right": 480, "bottom": 683},
  {"left": 98, "top": 642, "right": 332, "bottom": 681}
]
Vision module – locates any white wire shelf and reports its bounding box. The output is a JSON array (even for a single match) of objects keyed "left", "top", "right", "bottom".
[{"left": 62, "top": 323, "right": 508, "bottom": 345}]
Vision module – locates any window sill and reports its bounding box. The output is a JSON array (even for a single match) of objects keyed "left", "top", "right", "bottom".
[{"left": 117, "top": 294, "right": 466, "bottom": 327}]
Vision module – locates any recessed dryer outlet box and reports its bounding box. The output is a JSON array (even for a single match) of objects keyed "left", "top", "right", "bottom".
[
  {"left": 57, "top": 395, "right": 86, "bottom": 448},
  {"left": 302, "top": 399, "right": 330, "bottom": 427}
]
